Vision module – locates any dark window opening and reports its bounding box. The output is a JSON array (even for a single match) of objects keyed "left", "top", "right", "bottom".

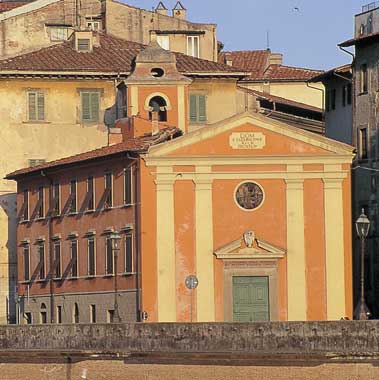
[
  {"left": 54, "top": 241, "right": 61, "bottom": 278},
  {"left": 70, "top": 239, "right": 78, "bottom": 278},
  {"left": 24, "top": 312, "right": 32, "bottom": 324},
  {"left": 22, "top": 189, "right": 29, "bottom": 221},
  {"left": 87, "top": 176, "right": 95, "bottom": 211},
  {"left": 104, "top": 172, "right": 113, "bottom": 208},
  {"left": 125, "top": 234, "right": 133, "bottom": 273},
  {"left": 37, "top": 186, "right": 44, "bottom": 218},
  {"left": 124, "top": 167, "right": 132, "bottom": 205},
  {"left": 23, "top": 245, "right": 30, "bottom": 281},
  {"left": 88, "top": 237, "right": 95, "bottom": 276},
  {"left": 57, "top": 305, "right": 62, "bottom": 324},
  {"left": 73, "top": 303, "right": 79, "bottom": 323},
  {"left": 148, "top": 96, "right": 167, "bottom": 122},
  {"left": 106, "top": 237, "right": 114, "bottom": 275},
  {"left": 38, "top": 243, "right": 45, "bottom": 280},
  {"left": 361, "top": 64, "right": 368, "bottom": 93},
  {"left": 359, "top": 128, "right": 368, "bottom": 160},
  {"left": 69, "top": 179, "right": 77, "bottom": 213},
  {"left": 151, "top": 68, "right": 165, "bottom": 78},
  {"left": 90, "top": 304, "right": 96, "bottom": 323},
  {"left": 53, "top": 183, "right": 60, "bottom": 216}
]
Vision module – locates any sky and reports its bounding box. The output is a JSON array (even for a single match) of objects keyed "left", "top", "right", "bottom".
[{"left": 124, "top": 0, "right": 363, "bottom": 70}]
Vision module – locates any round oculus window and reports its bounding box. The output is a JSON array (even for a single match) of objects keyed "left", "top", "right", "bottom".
[{"left": 235, "top": 182, "right": 264, "bottom": 210}]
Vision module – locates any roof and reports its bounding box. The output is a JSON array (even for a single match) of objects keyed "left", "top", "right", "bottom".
[
  {"left": 6, "top": 126, "right": 181, "bottom": 180},
  {"left": 0, "top": 33, "right": 244, "bottom": 77},
  {"left": 309, "top": 64, "right": 352, "bottom": 83},
  {"left": 218, "top": 50, "right": 322, "bottom": 81},
  {"left": 244, "top": 88, "right": 322, "bottom": 113},
  {"left": 339, "top": 31, "right": 379, "bottom": 47},
  {"left": 0, "top": 1, "right": 29, "bottom": 12}
]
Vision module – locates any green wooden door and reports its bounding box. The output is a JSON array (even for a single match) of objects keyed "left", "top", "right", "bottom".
[{"left": 232, "top": 276, "right": 269, "bottom": 322}]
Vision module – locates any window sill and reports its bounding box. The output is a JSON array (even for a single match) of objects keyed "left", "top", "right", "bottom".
[
  {"left": 67, "top": 277, "right": 78, "bottom": 281},
  {"left": 36, "top": 279, "right": 47, "bottom": 283},
  {"left": 103, "top": 274, "right": 114, "bottom": 278},
  {"left": 358, "top": 92, "right": 368, "bottom": 96},
  {"left": 22, "top": 121, "right": 51, "bottom": 124},
  {"left": 18, "top": 220, "right": 30, "bottom": 224},
  {"left": 84, "top": 209, "right": 95, "bottom": 214},
  {"left": 19, "top": 280, "right": 31, "bottom": 284},
  {"left": 67, "top": 212, "right": 78, "bottom": 217},
  {"left": 122, "top": 272, "right": 135, "bottom": 277},
  {"left": 35, "top": 217, "right": 45, "bottom": 221},
  {"left": 85, "top": 275, "right": 96, "bottom": 279},
  {"left": 53, "top": 277, "right": 62, "bottom": 281},
  {"left": 122, "top": 203, "right": 133, "bottom": 208}
]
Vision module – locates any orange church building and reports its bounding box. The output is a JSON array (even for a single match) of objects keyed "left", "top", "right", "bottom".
[{"left": 7, "top": 41, "right": 355, "bottom": 324}]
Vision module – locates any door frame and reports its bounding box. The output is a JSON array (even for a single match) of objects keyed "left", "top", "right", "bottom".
[{"left": 223, "top": 260, "right": 279, "bottom": 322}]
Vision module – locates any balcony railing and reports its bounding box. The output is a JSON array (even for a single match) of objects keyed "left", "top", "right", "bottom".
[{"left": 362, "top": 1, "right": 379, "bottom": 12}]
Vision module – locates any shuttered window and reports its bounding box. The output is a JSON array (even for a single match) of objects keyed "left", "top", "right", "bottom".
[
  {"left": 81, "top": 92, "right": 100, "bottom": 122},
  {"left": 124, "top": 167, "right": 132, "bottom": 205},
  {"left": 125, "top": 234, "right": 133, "bottom": 273},
  {"left": 189, "top": 94, "right": 207, "bottom": 124},
  {"left": 28, "top": 92, "right": 45, "bottom": 121}
]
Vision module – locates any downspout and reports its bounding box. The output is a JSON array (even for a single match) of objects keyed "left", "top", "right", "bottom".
[{"left": 41, "top": 170, "right": 54, "bottom": 324}]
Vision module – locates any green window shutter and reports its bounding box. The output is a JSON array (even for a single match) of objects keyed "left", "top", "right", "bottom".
[
  {"left": 37, "top": 93, "right": 45, "bottom": 121},
  {"left": 81, "top": 92, "right": 91, "bottom": 121},
  {"left": 198, "top": 94, "right": 207, "bottom": 122},
  {"left": 90, "top": 92, "right": 99, "bottom": 122},
  {"left": 28, "top": 92, "right": 36, "bottom": 121},
  {"left": 189, "top": 94, "right": 198, "bottom": 123}
]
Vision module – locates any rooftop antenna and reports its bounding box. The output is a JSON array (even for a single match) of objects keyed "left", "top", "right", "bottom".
[{"left": 266, "top": 30, "right": 270, "bottom": 51}]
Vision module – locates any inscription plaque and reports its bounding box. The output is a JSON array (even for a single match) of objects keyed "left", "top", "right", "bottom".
[{"left": 229, "top": 132, "right": 266, "bottom": 150}]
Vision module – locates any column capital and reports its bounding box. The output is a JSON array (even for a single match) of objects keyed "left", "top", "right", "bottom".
[
  {"left": 155, "top": 179, "right": 175, "bottom": 191},
  {"left": 322, "top": 178, "right": 343, "bottom": 189},
  {"left": 285, "top": 178, "right": 304, "bottom": 190},
  {"left": 194, "top": 178, "right": 213, "bottom": 191}
]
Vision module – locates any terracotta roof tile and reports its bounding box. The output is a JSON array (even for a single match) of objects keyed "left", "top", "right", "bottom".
[
  {"left": 0, "top": 1, "right": 29, "bottom": 12},
  {"left": 0, "top": 33, "right": 243, "bottom": 76},
  {"left": 262, "top": 64, "right": 323, "bottom": 81},
  {"left": 6, "top": 126, "right": 181, "bottom": 179}
]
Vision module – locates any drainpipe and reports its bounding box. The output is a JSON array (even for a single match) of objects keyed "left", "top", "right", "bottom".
[{"left": 41, "top": 170, "right": 54, "bottom": 324}]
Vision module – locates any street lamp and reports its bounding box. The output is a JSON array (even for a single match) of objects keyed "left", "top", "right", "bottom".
[
  {"left": 355, "top": 209, "right": 371, "bottom": 320},
  {"left": 110, "top": 231, "right": 121, "bottom": 323}
]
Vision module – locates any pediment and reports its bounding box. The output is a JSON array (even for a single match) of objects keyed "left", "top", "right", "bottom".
[{"left": 214, "top": 230, "right": 286, "bottom": 260}]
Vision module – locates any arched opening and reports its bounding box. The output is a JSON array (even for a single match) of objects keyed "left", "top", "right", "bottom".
[
  {"left": 73, "top": 302, "right": 80, "bottom": 324},
  {"left": 149, "top": 96, "right": 167, "bottom": 122}
]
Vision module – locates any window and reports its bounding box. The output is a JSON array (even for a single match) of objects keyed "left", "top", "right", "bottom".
[
  {"left": 331, "top": 88, "right": 336, "bottom": 110},
  {"left": 87, "top": 237, "right": 96, "bottom": 276},
  {"left": 187, "top": 36, "right": 199, "bottom": 58},
  {"left": 54, "top": 240, "right": 61, "bottom": 278},
  {"left": 90, "top": 304, "right": 96, "bottom": 323},
  {"left": 77, "top": 38, "right": 90, "bottom": 52},
  {"left": 86, "top": 21, "right": 101, "bottom": 31},
  {"left": 23, "top": 245, "right": 30, "bottom": 281},
  {"left": 53, "top": 183, "right": 60, "bottom": 216},
  {"left": 40, "top": 303, "right": 47, "bottom": 324},
  {"left": 189, "top": 94, "right": 207, "bottom": 123},
  {"left": 24, "top": 312, "right": 32, "bottom": 325},
  {"left": 28, "top": 159, "right": 46, "bottom": 167},
  {"left": 37, "top": 186, "right": 44, "bottom": 218},
  {"left": 157, "top": 35, "right": 170, "bottom": 50},
  {"left": 124, "top": 167, "right": 132, "bottom": 205},
  {"left": 69, "top": 179, "right": 77, "bottom": 214},
  {"left": 38, "top": 242, "right": 45, "bottom": 280},
  {"left": 70, "top": 239, "right": 78, "bottom": 278},
  {"left": 359, "top": 128, "right": 368, "bottom": 160},
  {"left": 21, "top": 189, "right": 29, "bottom": 222},
  {"left": 148, "top": 96, "right": 167, "bottom": 122},
  {"left": 49, "top": 27, "right": 69, "bottom": 41},
  {"left": 87, "top": 176, "right": 95, "bottom": 211},
  {"left": 104, "top": 172, "right": 113, "bottom": 208},
  {"left": 56, "top": 305, "right": 62, "bottom": 324},
  {"left": 107, "top": 309, "right": 114, "bottom": 323},
  {"left": 361, "top": 64, "right": 368, "bottom": 93},
  {"left": 27, "top": 91, "right": 45, "bottom": 121},
  {"left": 347, "top": 83, "right": 352, "bottom": 105},
  {"left": 125, "top": 233, "right": 133, "bottom": 273},
  {"left": 81, "top": 92, "right": 100, "bottom": 122},
  {"left": 73, "top": 303, "right": 79, "bottom": 323},
  {"left": 106, "top": 236, "right": 114, "bottom": 275}
]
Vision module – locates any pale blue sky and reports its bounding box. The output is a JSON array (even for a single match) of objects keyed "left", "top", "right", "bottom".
[{"left": 124, "top": 0, "right": 363, "bottom": 70}]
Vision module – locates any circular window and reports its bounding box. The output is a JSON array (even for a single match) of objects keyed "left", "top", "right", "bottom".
[
  {"left": 151, "top": 68, "right": 165, "bottom": 78},
  {"left": 235, "top": 182, "right": 264, "bottom": 211}
]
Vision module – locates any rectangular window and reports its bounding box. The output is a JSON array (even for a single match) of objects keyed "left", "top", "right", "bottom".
[
  {"left": 107, "top": 309, "right": 114, "bottom": 323},
  {"left": 125, "top": 233, "right": 133, "bottom": 273},
  {"left": 106, "top": 237, "right": 114, "bottom": 275},
  {"left": 53, "top": 183, "right": 60, "bottom": 216},
  {"left": 27, "top": 91, "right": 45, "bottom": 121},
  {"left": 24, "top": 312, "right": 32, "bottom": 325},
  {"left": 347, "top": 83, "right": 352, "bottom": 105},
  {"left": 361, "top": 64, "right": 368, "bottom": 93},
  {"left": 23, "top": 245, "right": 30, "bottom": 281},
  {"left": 69, "top": 179, "right": 77, "bottom": 214},
  {"left": 124, "top": 167, "right": 132, "bottom": 205},
  {"left": 87, "top": 176, "right": 95, "bottom": 211},
  {"left": 40, "top": 311, "right": 47, "bottom": 324},
  {"left": 359, "top": 128, "right": 368, "bottom": 160},
  {"left": 70, "top": 239, "right": 78, "bottom": 278},
  {"left": 90, "top": 304, "right": 96, "bottom": 323},
  {"left": 157, "top": 35, "right": 170, "bottom": 50},
  {"left": 37, "top": 185, "right": 44, "bottom": 218},
  {"left": 49, "top": 27, "right": 69, "bottom": 41},
  {"left": 87, "top": 237, "right": 96, "bottom": 276},
  {"left": 56, "top": 306, "right": 62, "bottom": 324},
  {"left": 81, "top": 92, "right": 100, "bottom": 122},
  {"left": 104, "top": 172, "right": 113, "bottom": 208},
  {"left": 86, "top": 21, "right": 101, "bottom": 31},
  {"left": 77, "top": 38, "right": 91, "bottom": 52},
  {"left": 21, "top": 189, "right": 29, "bottom": 222},
  {"left": 187, "top": 36, "right": 199, "bottom": 58},
  {"left": 38, "top": 242, "right": 45, "bottom": 280},
  {"left": 331, "top": 88, "right": 336, "bottom": 110},
  {"left": 54, "top": 241, "right": 61, "bottom": 278},
  {"left": 189, "top": 94, "right": 207, "bottom": 124}
]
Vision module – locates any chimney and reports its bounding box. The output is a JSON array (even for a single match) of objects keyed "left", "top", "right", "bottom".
[
  {"left": 72, "top": 31, "right": 94, "bottom": 53},
  {"left": 108, "top": 127, "right": 123, "bottom": 145},
  {"left": 172, "top": 1, "right": 186, "bottom": 19},
  {"left": 224, "top": 52, "right": 233, "bottom": 66},
  {"left": 268, "top": 53, "right": 283, "bottom": 66},
  {"left": 155, "top": 1, "right": 168, "bottom": 16}
]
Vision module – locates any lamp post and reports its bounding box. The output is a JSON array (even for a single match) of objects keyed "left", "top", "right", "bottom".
[
  {"left": 355, "top": 209, "right": 371, "bottom": 320},
  {"left": 110, "top": 231, "right": 121, "bottom": 323}
]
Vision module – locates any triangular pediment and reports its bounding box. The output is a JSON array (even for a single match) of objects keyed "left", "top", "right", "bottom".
[
  {"left": 214, "top": 230, "right": 286, "bottom": 260},
  {"left": 147, "top": 112, "right": 354, "bottom": 158}
]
